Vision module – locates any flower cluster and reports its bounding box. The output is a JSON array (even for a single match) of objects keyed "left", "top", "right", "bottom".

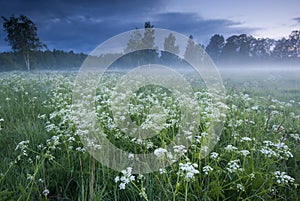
[
  {"left": 178, "top": 162, "right": 199, "bottom": 181},
  {"left": 115, "top": 167, "right": 135, "bottom": 190},
  {"left": 226, "top": 160, "right": 244, "bottom": 173},
  {"left": 260, "top": 141, "right": 293, "bottom": 159},
  {"left": 273, "top": 171, "right": 295, "bottom": 185},
  {"left": 202, "top": 165, "right": 213, "bottom": 175}
]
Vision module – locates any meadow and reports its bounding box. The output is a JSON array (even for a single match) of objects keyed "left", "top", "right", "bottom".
[{"left": 0, "top": 67, "right": 299, "bottom": 201}]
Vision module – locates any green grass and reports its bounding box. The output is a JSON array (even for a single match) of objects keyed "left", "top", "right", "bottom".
[{"left": 0, "top": 69, "right": 299, "bottom": 201}]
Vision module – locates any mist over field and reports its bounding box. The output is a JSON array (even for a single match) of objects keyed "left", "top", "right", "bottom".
[{"left": 1, "top": 1, "right": 300, "bottom": 200}]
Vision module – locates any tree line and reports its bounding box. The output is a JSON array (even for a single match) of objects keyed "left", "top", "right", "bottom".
[
  {"left": 1, "top": 15, "right": 300, "bottom": 71},
  {"left": 206, "top": 31, "right": 300, "bottom": 64}
]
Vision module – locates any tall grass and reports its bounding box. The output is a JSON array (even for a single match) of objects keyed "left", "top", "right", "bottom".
[{"left": 0, "top": 71, "right": 299, "bottom": 200}]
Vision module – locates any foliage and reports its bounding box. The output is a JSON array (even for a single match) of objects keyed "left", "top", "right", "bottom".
[
  {"left": 205, "top": 34, "right": 225, "bottom": 61},
  {"left": 0, "top": 50, "right": 86, "bottom": 71},
  {"left": 2, "top": 15, "right": 46, "bottom": 70}
]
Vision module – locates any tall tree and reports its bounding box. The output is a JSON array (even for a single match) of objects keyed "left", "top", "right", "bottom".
[
  {"left": 272, "top": 38, "right": 289, "bottom": 60},
  {"left": 163, "top": 33, "right": 180, "bottom": 54},
  {"left": 162, "top": 33, "right": 180, "bottom": 65},
  {"left": 221, "top": 34, "right": 253, "bottom": 62},
  {"left": 286, "top": 30, "right": 300, "bottom": 59},
  {"left": 124, "top": 29, "right": 143, "bottom": 53},
  {"left": 141, "top": 21, "right": 155, "bottom": 49},
  {"left": 184, "top": 35, "right": 204, "bottom": 63},
  {"left": 124, "top": 22, "right": 157, "bottom": 67},
  {"left": 141, "top": 21, "right": 157, "bottom": 63},
  {"left": 205, "top": 34, "right": 224, "bottom": 61},
  {"left": 249, "top": 38, "right": 275, "bottom": 60},
  {"left": 2, "top": 15, "right": 46, "bottom": 70}
]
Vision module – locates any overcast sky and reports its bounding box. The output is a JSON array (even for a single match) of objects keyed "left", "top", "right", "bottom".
[{"left": 0, "top": 0, "right": 299, "bottom": 53}]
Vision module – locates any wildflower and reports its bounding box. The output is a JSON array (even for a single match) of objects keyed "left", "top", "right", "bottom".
[
  {"left": 237, "top": 183, "right": 245, "bottom": 192},
  {"left": 202, "top": 165, "right": 213, "bottom": 175},
  {"left": 260, "top": 141, "right": 293, "bottom": 159},
  {"left": 154, "top": 148, "right": 168, "bottom": 159},
  {"left": 226, "top": 160, "right": 243, "bottom": 173},
  {"left": 240, "top": 137, "right": 252, "bottom": 142},
  {"left": 15, "top": 140, "right": 30, "bottom": 151},
  {"left": 42, "top": 189, "right": 50, "bottom": 197},
  {"left": 201, "top": 146, "right": 209, "bottom": 153},
  {"left": 235, "top": 119, "right": 244, "bottom": 127},
  {"left": 224, "top": 144, "right": 238, "bottom": 151},
  {"left": 259, "top": 148, "right": 278, "bottom": 158},
  {"left": 128, "top": 153, "right": 134, "bottom": 159},
  {"left": 272, "top": 125, "right": 285, "bottom": 132},
  {"left": 75, "top": 147, "right": 86, "bottom": 153},
  {"left": 139, "top": 187, "right": 148, "bottom": 199},
  {"left": 239, "top": 150, "right": 250, "bottom": 157},
  {"left": 210, "top": 152, "right": 219, "bottom": 160},
  {"left": 159, "top": 168, "right": 166, "bottom": 174},
  {"left": 178, "top": 162, "right": 199, "bottom": 181},
  {"left": 274, "top": 171, "right": 295, "bottom": 184},
  {"left": 251, "top": 105, "right": 259, "bottom": 110},
  {"left": 115, "top": 167, "right": 135, "bottom": 190},
  {"left": 173, "top": 145, "right": 187, "bottom": 156}
]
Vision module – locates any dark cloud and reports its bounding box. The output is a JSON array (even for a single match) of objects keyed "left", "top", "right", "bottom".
[
  {"left": 294, "top": 17, "right": 300, "bottom": 24},
  {"left": 0, "top": 0, "right": 165, "bottom": 53},
  {"left": 0, "top": 1, "right": 257, "bottom": 53},
  {"left": 153, "top": 12, "right": 258, "bottom": 44}
]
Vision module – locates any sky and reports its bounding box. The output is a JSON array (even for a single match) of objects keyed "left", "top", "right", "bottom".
[{"left": 0, "top": 0, "right": 299, "bottom": 53}]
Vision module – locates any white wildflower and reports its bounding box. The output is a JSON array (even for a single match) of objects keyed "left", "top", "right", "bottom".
[
  {"left": 210, "top": 152, "right": 219, "bottom": 160},
  {"left": 274, "top": 171, "right": 295, "bottom": 184},
  {"left": 15, "top": 140, "right": 30, "bottom": 151},
  {"left": 237, "top": 183, "right": 245, "bottom": 192},
  {"left": 178, "top": 162, "right": 199, "bottom": 181},
  {"left": 202, "top": 165, "right": 213, "bottom": 175},
  {"left": 154, "top": 148, "right": 168, "bottom": 159},
  {"left": 240, "top": 137, "right": 252, "bottom": 142},
  {"left": 226, "top": 160, "right": 244, "bottom": 173},
  {"left": 239, "top": 150, "right": 250, "bottom": 157},
  {"left": 115, "top": 167, "right": 135, "bottom": 190},
  {"left": 159, "top": 168, "right": 167, "bottom": 174},
  {"left": 42, "top": 189, "right": 50, "bottom": 196},
  {"left": 224, "top": 144, "right": 238, "bottom": 151},
  {"left": 173, "top": 145, "right": 187, "bottom": 156},
  {"left": 128, "top": 153, "right": 134, "bottom": 159}
]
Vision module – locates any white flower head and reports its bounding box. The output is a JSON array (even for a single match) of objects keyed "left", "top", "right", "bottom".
[
  {"left": 224, "top": 144, "right": 238, "bottom": 151},
  {"left": 154, "top": 148, "right": 168, "bottom": 159},
  {"left": 239, "top": 150, "right": 250, "bottom": 157},
  {"left": 210, "top": 152, "right": 219, "bottom": 160},
  {"left": 202, "top": 165, "right": 213, "bottom": 175},
  {"left": 42, "top": 189, "right": 50, "bottom": 196}
]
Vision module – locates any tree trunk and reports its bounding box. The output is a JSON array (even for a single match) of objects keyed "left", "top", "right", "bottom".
[{"left": 23, "top": 52, "right": 30, "bottom": 71}]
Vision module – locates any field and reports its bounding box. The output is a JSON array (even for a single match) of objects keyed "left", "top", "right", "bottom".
[{"left": 0, "top": 67, "right": 299, "bottom": 201}]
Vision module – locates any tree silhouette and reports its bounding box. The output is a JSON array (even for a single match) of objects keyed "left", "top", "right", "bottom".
[
  {"left": 161, "top": 33, "right": 180, "bottom": 65},
  {"left": 184, "top": 35, "right": 204, "bottom": 64},
  {"left": 2, "top": 15, "right": 46, "bottom": 70},
  {"left": 221, "top": 34, "right": 254, "bottom": 62},
  {"left": 206, "top": 34, "right": 224, "bottom": 61}
]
